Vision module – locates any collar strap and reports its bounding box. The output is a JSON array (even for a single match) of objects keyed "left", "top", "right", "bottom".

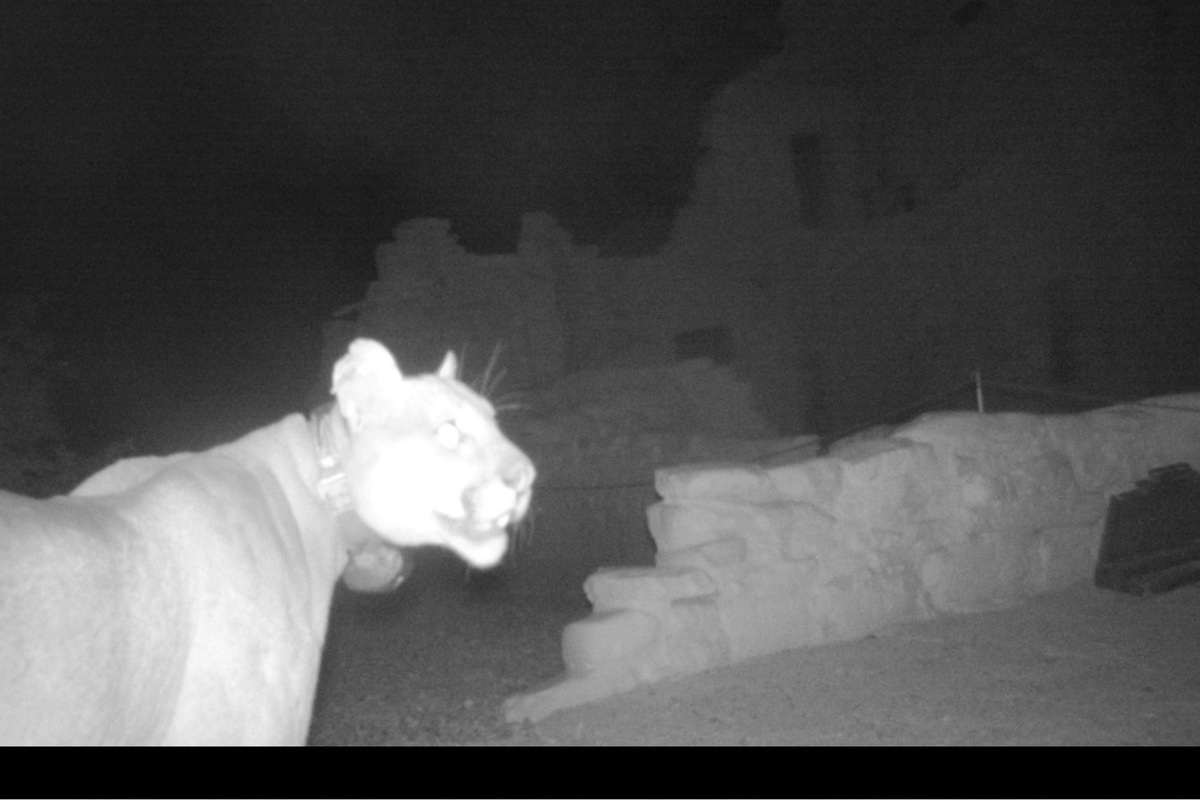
[{"left": 310, "top": 402, "right": 354, "bottom": 515}]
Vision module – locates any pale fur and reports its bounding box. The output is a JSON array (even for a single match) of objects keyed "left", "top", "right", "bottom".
[{"left": 0, "top": 339, "right": 534, "bottom": 745}]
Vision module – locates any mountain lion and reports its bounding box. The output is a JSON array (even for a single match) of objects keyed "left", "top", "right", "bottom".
[{"left": 0, "top": 338, "right": 535, "bottom": 744}]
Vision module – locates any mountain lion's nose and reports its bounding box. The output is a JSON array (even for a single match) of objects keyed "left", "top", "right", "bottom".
[{"left": 510, "top": 459, "right": 535, "bottom": 491}]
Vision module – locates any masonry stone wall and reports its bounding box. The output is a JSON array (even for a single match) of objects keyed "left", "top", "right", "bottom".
[
  {"left": 505, "top": 394, "right": 1200, "bottom": 722},
  {"left": 321, "top": 214, "right": 577, "bottom": 396}
]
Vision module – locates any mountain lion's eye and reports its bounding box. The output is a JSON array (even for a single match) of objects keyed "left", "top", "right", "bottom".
[{"left": 436, "top": 421, "right": 461, "bottom": 449}]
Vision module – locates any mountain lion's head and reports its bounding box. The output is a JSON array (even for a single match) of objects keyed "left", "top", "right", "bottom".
[{"left": 320, "top": 338, "right": 535, "bottom": 572}]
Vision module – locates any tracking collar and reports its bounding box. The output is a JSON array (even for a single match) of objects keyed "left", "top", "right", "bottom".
[{"left": 309, "top": 401, "right": 354, "bottom": 515}]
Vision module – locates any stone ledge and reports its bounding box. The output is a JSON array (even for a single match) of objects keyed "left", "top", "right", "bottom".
[{"left": 505, "top": 395, "right": 1200, "bottom": 723}]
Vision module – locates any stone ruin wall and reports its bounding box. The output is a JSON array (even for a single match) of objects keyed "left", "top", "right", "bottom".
[
  {"left": 321, "top": 216, "right": 563, "bottom": 391},
  {"left": 320, "top": 212, "right": 790, "bottom": 588},
  {"left": 506, "top": 394, "right": 1200, "bottom": 722},
  {"left": 321, "top": 209, "right": 799, "bottom": 434}
]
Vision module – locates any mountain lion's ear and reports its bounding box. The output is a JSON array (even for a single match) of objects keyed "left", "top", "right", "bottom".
[
  {"left": 332, "top": 339, "right": 404, "bottom": 429},
  {"left": 436, "top": 351, "right": 458, "bottom": 380}
]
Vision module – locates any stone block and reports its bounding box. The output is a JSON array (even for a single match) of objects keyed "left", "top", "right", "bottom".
[
  {"left": 562, "top": 609, "right": 659, "bottom": 673},
  {"left": 655, "top": 462, "right": 779, "bottom": 504},
  {"left": 583, "top": 566, "right": 716, "bottom": 612}
]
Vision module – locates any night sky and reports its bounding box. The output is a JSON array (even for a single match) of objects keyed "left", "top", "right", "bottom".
[{"left": 1, "top": 0, "right": 782, "bottom": 450}]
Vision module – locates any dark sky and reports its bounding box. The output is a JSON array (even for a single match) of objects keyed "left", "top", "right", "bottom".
[
  {"left": 1, "top": 0, "right": 782, "bottom": 449},
  {"left": 4, "top": 0, "right": 782, "bottom": 258}
]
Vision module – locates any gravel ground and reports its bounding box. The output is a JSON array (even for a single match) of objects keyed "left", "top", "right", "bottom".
[
  {"left": 309, "top": 555, "right": 1200, "bottom": 747},
  {"left": 307, "top": 553, "right": 590, "bottom": 746}
]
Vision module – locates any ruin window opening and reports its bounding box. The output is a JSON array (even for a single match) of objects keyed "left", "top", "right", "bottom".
[
  {"left": 674, "top": 325, "right": 734, "bottom": 365},
  {"left": 951, "top": 1, "right": 988, "bottom": 27},
  {"left": 791, "top": 133, "right": 825, "bottom": 228}
]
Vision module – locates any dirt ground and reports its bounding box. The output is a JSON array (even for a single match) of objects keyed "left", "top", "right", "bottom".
[{"left": 308, "top": 558, "right": 1200, "bottom": 746}]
